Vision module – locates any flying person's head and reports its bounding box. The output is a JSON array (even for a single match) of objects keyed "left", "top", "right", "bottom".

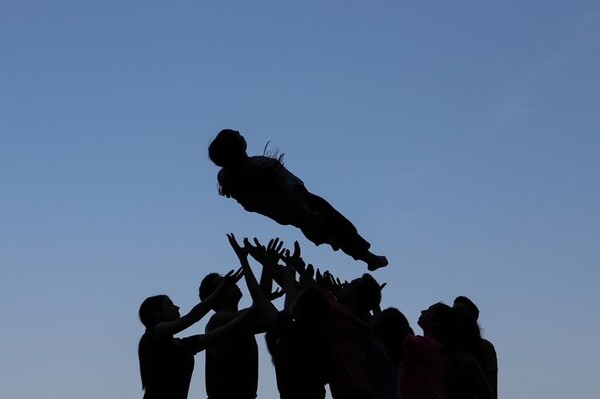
[{"left": 208, "top": 129, "right": 248, "bottom": 167}]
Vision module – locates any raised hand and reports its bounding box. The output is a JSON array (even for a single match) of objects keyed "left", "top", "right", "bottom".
[
  {"left": 282, "top": 241, "right": 306, "bottom": 274},
  {"left": 206, "top": 268, "right": 243, "bottom": 301},
  {"left": 226, "top": 233, "right": 248, "bottom": 260},
  {"left": 320, "top": 270, "right": 345, "bottom": 294},
  {"left": 244, "top": 237, "right": 285, "bottom": 266},
  {"left": 265, "top": 287, "right": 285, "bottom": 301}
]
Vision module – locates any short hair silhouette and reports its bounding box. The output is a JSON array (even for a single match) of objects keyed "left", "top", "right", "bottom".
[{"left": 199, "top": 272, "right": 222, "bottom": 301}]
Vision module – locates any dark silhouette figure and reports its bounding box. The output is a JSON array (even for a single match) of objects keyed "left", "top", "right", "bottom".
[
  {"left": 453, "top": 296, "right": 498, "bottom": 398},
  {"left": 229, "top": 234, "right": 331, "bottom": 399},
  {"left": 137, "top": 270, "right": 251, "bottom": 399},
  {"left": 208, "top": 129, "right": 388, "bottom": 271},
  {"left": 398, "top": 302, "right": 452, "bottom": 399},
  {"left": 326, "top": 273, "right": 383, "bottom": 399},
  {"left": 443, "top": 308, "right": 495, "bottom": 399},
  {"left": 370, "top": 307, "right": 415, "bottom": 399},
  {"left": 199, "top": 260, "right": 272, "bottom": 399},
  {"left": 265, "top": 288, "right": 331, "bottom": 399}
]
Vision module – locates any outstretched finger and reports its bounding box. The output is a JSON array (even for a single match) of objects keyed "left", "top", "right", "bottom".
[
  {"left": 223, "top": 269, "right": 235, "bottom": 278},
  {"left": 276, "top": 239, "right": 285, "bottom": 254},
  {"left": 292, "top": 241, "right": 301, "bottom": 258},
  {"left": 252, "top": 237, "right": 262, "bottom": 248},
  {"left": 232, "top": 267, "right": 244, "bottom": 282},
  {"left": 226, "top": 233, "right": 239, "bottom": 248},
  {"left": 306, "top": 263, "right": 314, "bottom": 277}
]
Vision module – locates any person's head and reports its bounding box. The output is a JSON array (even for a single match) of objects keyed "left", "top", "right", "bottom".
[
  {"left": 450, "top": 307, "right": 484, "bottom": 360},
  {"left": 138, "top": 295, "right": 180, "bottom": 328},
  {"left": 199, "top": 272, "right": 242, "bottom": 310},
  {"left": 418, "top": 302, "right": 452, "bottom": 342},
  {"left": 337, "top": 273, "right": 382, "bottom": 314},
  {"left": 291, "top": 288, "right": 329, "bottom": 325},
  {"left": 453, "top": 295, "right": 480, "bottom": 321},
  {"left": 373, "top": 307, "right": 414, "bottom": 360},
  {"left": 208, "top": 129, "right": 248, "bottom": 167}
]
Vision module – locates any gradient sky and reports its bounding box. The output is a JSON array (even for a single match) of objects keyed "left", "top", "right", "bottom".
[{"left": 1, "top": 2, "right": 599, "bottom": 398}]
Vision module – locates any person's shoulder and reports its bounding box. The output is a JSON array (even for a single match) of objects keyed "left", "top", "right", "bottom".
[
  {"left": 206, "top": 310, "right": 245, "bottom": 329},
  {"left": 403, "top": 334, "right": 421, "bottom": 346},
  {"left": 404, "top": 335, "right": 438, "bottom": 350},
  {"left": 482, "top": 338, "right": 496, "bottom": 350},
  {"left": 480, "top": 338, "right": 498, "bottom": 367}
]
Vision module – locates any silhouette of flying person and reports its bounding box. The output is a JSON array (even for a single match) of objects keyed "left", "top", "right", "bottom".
[
  {"left": 208, "top": 129, "right": 388, "bottom": 271},
  {"left": 137, "top": 269, "right": 253, "bottom": 399}
]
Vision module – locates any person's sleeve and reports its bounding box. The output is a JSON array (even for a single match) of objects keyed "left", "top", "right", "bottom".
[{"left": 179, "top": 335, "right": 206, "bottom": 355}]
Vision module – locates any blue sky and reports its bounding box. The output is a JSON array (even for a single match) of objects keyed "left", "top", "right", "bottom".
[{"left": 1, "top": 1, "right": 599, "bottom": 398}]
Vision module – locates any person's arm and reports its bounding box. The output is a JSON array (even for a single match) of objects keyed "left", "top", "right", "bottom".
[
  {"left": 183, "top": 306, "right": 258, "bottom": 354},
  {"left": 228, "top": 233, "right": 279, "bottom": 329},
  {"left": 153, "top": 268, "right": 243, "bottom": 339},
  {"left": 280, "top": 241, "right": 302, "bottom": 310},
  {"left": 281, "top": 241, "right": 316, "bottom": 291},
  {"left": 244, "top": 237, "right": 286, "bottom": 289}
]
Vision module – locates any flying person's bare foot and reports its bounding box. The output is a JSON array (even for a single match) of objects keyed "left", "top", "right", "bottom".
[{"left": 363, "top": 252, "right": 389, "bottom": 271}]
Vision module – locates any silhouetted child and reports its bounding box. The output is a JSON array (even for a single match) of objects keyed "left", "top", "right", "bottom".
[{"left": 208, "top": 129, "right": 388, "bottom": 271}]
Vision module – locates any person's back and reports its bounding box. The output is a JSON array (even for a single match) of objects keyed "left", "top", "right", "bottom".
[
  {"left": 204, "top": 311, "right": 259, "bottom": 399},
  {"left": 268, "top": 311, "right": 330, "bottom": 399},
  {"left": 139, "top": 329, "right": 198, "bottom": 399},
  {"left": 399, "top": 334, "right": 447, "bottom": 399},
  {"left": 369, "top": 337, "right": 400, "bottom": 399},
  {"left": 452, "top": 296, "right": 498, "bottom": 398},
  {"left": 370, "top": 307, "right": 414, "bottom": 399},
  {"left": 200, "top": 272, "right": 260, "bottom": 399},
  {"left": 217, "top": 154, "right": 308, "bottom": 226}
]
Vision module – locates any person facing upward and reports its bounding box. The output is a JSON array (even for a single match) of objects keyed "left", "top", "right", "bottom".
[
  {"left": 398, "top": 302, "right": 452, "bottom": 399},
  {"left": 199, "top": 271, "right": 264, "bottom": 399},
  {"left": 326, "top": 273, "right": 383, "bottom": 399},
  {"left": 208, "top": 129, "right": 388, "bottom": 271}
]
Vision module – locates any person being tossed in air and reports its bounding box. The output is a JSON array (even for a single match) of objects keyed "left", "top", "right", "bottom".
[{"left": 208, "top": 129, "right": 388, "bottom": 271}]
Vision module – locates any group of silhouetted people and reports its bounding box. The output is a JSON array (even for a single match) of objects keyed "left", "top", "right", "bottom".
[
  {"left": 138, "top": 235, "right": 498, "bottom": 399},
  {"left": 138, "top": 130, "right": 497, "bottom": 398}
]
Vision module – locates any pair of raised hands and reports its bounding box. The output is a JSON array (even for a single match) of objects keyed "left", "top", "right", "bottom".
[{"left": 226, "top": 233, "right": 351, "bottom": 295}]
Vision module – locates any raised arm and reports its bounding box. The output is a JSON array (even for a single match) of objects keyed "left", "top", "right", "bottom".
[
  {"left": 188, "top": 305, "right": 258, "bottom": 353},
  {"left": 245, "top": 237, "right": 287, "bottom": 289},
  {"left": 153, "top": 268, "right": 243, "bottom": 339},
  {"left": 280, "top": 241, "right": 308, "bottom": 310},
  {"left": 227, "top": 233, "right": 279, "bottom": 328}
]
